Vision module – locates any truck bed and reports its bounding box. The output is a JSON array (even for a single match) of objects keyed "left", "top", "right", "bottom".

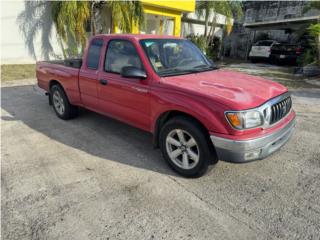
[
  {"left": 43, "top": 58, "right": 83, "bottom": 69},
  {"left": 36, "top": 58, "right": 82, "bottom": 105}
]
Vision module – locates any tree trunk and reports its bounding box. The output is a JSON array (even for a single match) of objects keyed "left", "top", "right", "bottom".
[
  {"left": 91, "top": 3, "right": 96, "bottom": 36},
  {"left": 58, "top": 36, "right": 67, "bottom": 59},
  {"left": 204, "top": 17, "right": 208, "bottom": 37},
  {"left": 218, "top": 29, "right": 225, "bottom": 60},
  {"left": 110, "top": 11, "right": 114, "bottom": 34},
  {"left": 318, "top": 34, "right": 320, "bottom": 65},
  {"left": 208, "top": 15, "right": 217, "bottom": 47}
]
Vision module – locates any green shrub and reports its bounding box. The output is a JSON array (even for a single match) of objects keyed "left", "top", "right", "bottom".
[
  {"left": 298, "top": 24, "right": 320, "bottom": 66},
  {"left": 187, "top": 35, "right": 220, "bottom": 61},
  {"left": 187, "top": 35, "right": 207, "bottom": 53}
]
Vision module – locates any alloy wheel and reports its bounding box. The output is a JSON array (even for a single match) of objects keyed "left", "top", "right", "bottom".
[
  {"left": 52, "top": 91, "right": 65, "bottom": 115},
  {"left": 165, "top": 129, "right": 200, "bottom": 170}
]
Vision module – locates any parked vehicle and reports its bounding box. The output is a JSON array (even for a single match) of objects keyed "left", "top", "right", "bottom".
[
  {"left": 270, "top": 43, "right": 302, "bottom": 65},
  {"left": 36, "top": 34, "right": 295, "bottom": 177},
  {"left": 249, "top": 40, "right": 279, "bottom": 63}
]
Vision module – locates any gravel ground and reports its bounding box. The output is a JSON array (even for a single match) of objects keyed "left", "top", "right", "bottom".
[{"left": 2, "top": 74, "right": 320, "bottom": 240}]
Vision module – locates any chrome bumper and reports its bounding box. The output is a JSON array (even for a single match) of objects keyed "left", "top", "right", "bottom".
[{"left": 210, "top": 117, "right": 295, "bottom": 163}]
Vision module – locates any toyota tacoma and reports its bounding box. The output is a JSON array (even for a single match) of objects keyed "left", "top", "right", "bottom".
[{"left": 36, "top": 34, "right": 295, "bottom": 177}]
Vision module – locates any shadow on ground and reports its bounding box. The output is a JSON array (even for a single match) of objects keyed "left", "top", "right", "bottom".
[{"left": 1, "top": 84, "right": 178, "bottom": 176}]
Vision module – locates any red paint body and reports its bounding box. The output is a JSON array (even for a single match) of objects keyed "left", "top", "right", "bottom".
[{"left": 36, "top": 34, "right": 295, "bottom": 140}]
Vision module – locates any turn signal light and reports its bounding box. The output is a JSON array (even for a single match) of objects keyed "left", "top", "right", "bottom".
[{"left": 226, "top": 112, "right": 242, "bottom": 128}]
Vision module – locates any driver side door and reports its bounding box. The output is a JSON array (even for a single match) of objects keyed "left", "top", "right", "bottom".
[{"left": 97, "top": 39, "right": 151, "bottom": 131}]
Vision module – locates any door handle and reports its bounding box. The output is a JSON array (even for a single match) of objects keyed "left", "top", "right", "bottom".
[{"left": 99, "top": 79, "right": 108, "bottom": 85}]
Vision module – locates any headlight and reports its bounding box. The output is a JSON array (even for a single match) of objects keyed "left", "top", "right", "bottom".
[{"left": 226, "top": 110, "right": 263, "bottom": 129}]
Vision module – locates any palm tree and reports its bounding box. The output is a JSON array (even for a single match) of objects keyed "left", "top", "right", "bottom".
[
  {"left": 18, "top": 1, "right": 144, "bottom": 59},
  {"left": 18, "top": 1, "right": 90, "bottom": 60},
  {"left": 196, "top": 1, "right": 242, "bottom": 45},
  {"left": 17, "top": 1, "right": 55, "bottom": 60},
  {"left": 100, "top": 0, "right": 144, "bottom": 33},
  {"left": 51, "top": 1, "right": 90, "bottom": 55}
]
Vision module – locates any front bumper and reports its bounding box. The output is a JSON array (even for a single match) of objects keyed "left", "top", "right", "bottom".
[{"left": 210, "top": 117, "right": 295, "bottom": 163}]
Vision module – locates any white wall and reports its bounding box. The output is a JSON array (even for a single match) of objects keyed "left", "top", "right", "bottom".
[
  {"left": 181, "top": 12, "right": 232, "bottom": 38},
  {"left": 0, "top": 1, "right": 232, "bottom": 64},
  {"left": 186, "top": 11, "right": 233, "bottom": 26},
  {"left": 1, "top": 0, "right": 62, "bottom": 64},
  {"left": 181, "top": 22, "right": 223, "bottom": 38}
]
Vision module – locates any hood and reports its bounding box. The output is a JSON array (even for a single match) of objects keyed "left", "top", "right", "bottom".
[{"left": 161, "top": 69, "right": 287, "bottom": 110}]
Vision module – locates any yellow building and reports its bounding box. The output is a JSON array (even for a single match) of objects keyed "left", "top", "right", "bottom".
[{"left": 115, "top": 0, "right": 196, "bottom": 37}]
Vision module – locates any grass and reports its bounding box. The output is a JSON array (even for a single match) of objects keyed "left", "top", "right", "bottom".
[{"left": 1, "top": 64, "right": 36, "bottom": 81}]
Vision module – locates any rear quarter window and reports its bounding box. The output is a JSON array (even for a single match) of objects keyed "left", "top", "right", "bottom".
[{"left": 86, "top": 39, "right": 103, "bottom": 69}]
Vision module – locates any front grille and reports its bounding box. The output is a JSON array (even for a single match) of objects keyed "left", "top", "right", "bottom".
[{"left": 270, "top": 96, "right": 292, "bottom": 124}]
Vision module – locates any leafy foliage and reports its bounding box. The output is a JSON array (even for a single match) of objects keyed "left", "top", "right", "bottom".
[
  {"left": 187, "top": 35, "right": 207, "bottom": 52},
  {"left": 308, "top": 23, "right": 320, "bottom": 38},
  {"left": 105, "top": 0, "right": 144, "bottom": 33},
  {"left": 187, "top": 35, "right": 220, "bottom": 60},
  {"left": 18, "top": 1, "right": 90, "bottom": 59},
  {"left": 196, "top": 0, "right": 242, "bottom": 37},
  {"left": 17, "top": 1, "right": 55, "bottom": 60},
  {"left": 302, "top": 1, "right": 320, "bottom": 65},
  {"left": 51, "top": 1, "right": 90, "bottom": 51},
  {"left": 195, "top": 0, "right": 243, "bottom": 59}
]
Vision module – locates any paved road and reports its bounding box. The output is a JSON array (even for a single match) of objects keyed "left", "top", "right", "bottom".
[{"left": 2, "top": 79, "right": 320, "bottom": 240}]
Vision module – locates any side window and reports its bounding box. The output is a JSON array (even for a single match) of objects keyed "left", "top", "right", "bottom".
[
  {"left": 104, "top": 40, "right": 142, "bottom": 74},
  {"left": 86, "top": 39, "right": 103, "bottom": 69}
]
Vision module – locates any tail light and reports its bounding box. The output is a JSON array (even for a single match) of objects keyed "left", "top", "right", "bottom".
[{"left": 296, "top": 47, "right": 301, "bottom": 54}]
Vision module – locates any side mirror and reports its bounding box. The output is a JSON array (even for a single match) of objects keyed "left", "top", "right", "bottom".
[{"left": 120, "top": 66, "right": 147, "bottom": 79}]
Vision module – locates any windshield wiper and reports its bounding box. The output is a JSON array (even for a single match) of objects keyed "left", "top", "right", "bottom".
[
  {"left": 159, "top": 64, "right": 217, "bottom": 77},
  {"left": 193, "top": 64, "right": 217, "bottom": 70},
  {"left": 159, "top": 67, "right": 196, "bottom": 75}
]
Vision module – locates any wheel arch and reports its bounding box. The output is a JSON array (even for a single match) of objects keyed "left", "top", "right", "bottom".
[
  {"left": 48, "top": 80, "right": 64, "bottom": 105},
  {"left": 153, "top": 110, "right": 210, "bottom": 148},
  {"left": 49, "top": 79, "right": 63, "bottom": 91}
]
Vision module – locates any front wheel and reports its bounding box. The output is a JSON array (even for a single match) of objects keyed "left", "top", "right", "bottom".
[{"left": 159, "top": 116, "right": 217, "bottom": 177}]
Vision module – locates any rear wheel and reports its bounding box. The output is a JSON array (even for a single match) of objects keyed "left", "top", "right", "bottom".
[
  {"left": 50, "top": 84, "right": 78, "bottom": 120},
  {"left": 160, "top": 116, "right": 216, "bottom": 177}
]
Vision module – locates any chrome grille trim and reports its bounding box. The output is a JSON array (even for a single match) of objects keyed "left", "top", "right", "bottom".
[
  {"left": 224, "top": 92, "right": 293, "bottom": 130},
  {"left": 270, "top": 96, "right": 292, "bottom": 124}
]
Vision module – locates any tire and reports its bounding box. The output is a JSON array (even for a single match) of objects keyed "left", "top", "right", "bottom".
[
  {"left": 50, "top": 84, "right": 78, "bottom": 120},
  {"left": 250, "top": 58, "right": 257, "bottom": 63},
  {"left": 159, "top": 116, "right": 217, "bottom": 178}
]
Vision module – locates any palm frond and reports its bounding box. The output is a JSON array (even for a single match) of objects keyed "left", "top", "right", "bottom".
[{"left": 17, "top": 0, "right": 54, "bottom": 60}]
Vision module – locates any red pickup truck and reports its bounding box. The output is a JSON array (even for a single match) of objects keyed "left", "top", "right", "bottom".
[{"left": 36, "top": 34, "right": 295, "bottom": 177}]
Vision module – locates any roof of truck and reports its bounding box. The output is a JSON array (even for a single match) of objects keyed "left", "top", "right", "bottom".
[{"left": 93, "top": 34, "right": 183, "bottom": 40}]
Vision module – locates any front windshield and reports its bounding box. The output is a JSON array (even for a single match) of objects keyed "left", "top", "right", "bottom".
[{"left": 140, "top": 39, "right": 215, "bottom": 77}]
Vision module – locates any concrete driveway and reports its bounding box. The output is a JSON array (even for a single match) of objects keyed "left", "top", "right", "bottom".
[
  {"left": 220, "top": 62, "right": 320, "bottom": 89},
  {"left": 2, "top": 78, "right": 320, "bottom": 240}
]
